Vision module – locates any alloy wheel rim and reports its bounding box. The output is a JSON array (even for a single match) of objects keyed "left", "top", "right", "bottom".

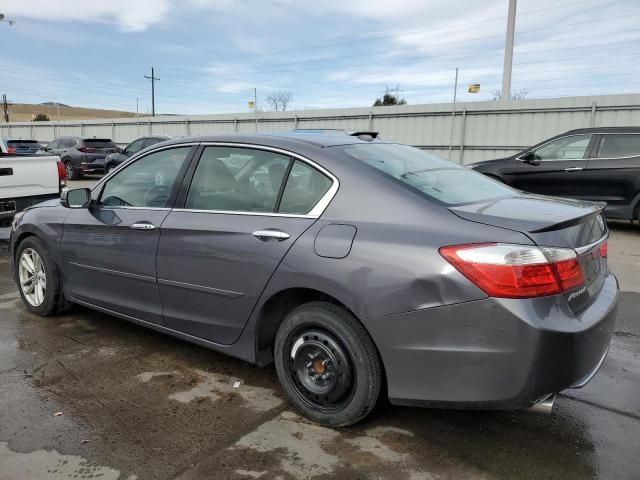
[
  {"left": 18, "top": 248, "right": 46, "bottom": 307},
  {"left": 285, "top": 328, "right": 355, "bottom": 412},
  {"left": 65, "top": 163, "right": 73, "bottom": 178}
]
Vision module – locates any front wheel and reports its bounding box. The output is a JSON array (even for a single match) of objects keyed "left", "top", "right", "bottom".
[
  {"left": 16, "top": 236, "right": 70, "bottom": 316},
  {"left": 274, "top": 302, "right": 382, "bottom": 427}
]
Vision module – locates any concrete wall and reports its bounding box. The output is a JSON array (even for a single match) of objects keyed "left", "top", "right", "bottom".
[{"left": 2, "top": 94, "right": 640, "bottom": 164}]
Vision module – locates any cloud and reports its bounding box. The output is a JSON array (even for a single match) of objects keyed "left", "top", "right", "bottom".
[{"left": 2, "top": 0, "right": 171, "bottom": 31}]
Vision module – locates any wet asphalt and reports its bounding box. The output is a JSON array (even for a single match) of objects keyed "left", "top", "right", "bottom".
[{"left": 0, "top": 200, "right": 638, "bottom": 479}]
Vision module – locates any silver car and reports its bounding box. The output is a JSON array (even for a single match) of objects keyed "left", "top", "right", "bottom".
[{"left": 10, "top": 132, "right": 618, "bottom": 426}]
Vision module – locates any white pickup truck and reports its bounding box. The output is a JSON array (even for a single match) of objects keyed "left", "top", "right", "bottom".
[{"left": 0, "top": 154, "right": 66, "bottom": 226}]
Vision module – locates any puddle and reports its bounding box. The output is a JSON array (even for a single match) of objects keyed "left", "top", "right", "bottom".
[
  {"left": 0, "top": 441, "right": 136, "bottom": 480},
  {"left": 232, "top": 411, "right": 438, "bottom": 479},
  {"left": 137, "top": 369, "right": 283, "bottom": 413}
]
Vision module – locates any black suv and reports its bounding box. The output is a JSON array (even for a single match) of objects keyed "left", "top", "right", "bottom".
[
  {"left": 104, "top": 135, "right": 172, "bottom": 173},
  {"left": 469, "top": 127, "right": 640, "bottom": 221},
  {"left": 43, "top": 137, "right": 120, "bottom": 179}
]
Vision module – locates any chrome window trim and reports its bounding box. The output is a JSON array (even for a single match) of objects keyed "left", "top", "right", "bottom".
[
  {"left": 574, "top": 231, "right": 609, "bottom": 255},
  {"left": 91, "top": 141, "right": 339, "bottom": 219},
  {"left": 516, "top": 133, "right": 593, "bottom": 162},
  {"left": 591, "top": 133, "right": 640, "bottom": 160}
]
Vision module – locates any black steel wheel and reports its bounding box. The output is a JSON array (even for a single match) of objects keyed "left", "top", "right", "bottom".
[{"left": 274, "top": 301, "right": 382, "bottom": 427}]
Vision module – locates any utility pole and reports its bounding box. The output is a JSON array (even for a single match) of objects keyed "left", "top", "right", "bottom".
[
  {"left": 254, "top": 87, "right": 258, "bottom": 132},
  {"left": 501, "top": 0, "right": 517, "bottom": 100},
  {"left": 448, "top": 67, "right": 459, "bottom": 160},
  {"left": 2, "top": 94, "right": 9, "bottom": 123},
  {"left": 144, "top": 67, "right": 160, "bottom": 116}
]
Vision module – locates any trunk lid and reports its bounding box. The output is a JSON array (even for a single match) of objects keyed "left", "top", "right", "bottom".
[{"left": 449, "top": 194, "right": 608, "bottom": 312}]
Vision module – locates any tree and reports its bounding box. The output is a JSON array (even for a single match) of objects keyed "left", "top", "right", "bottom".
[
  {"left": 266, "top": 90, "right": 293, "bottom": 112},
  {"left": 33, "top": 113, "right": 50, "bottom": 121},
  {"left": 492, "top": 88, "right": 530, "bottom": 101},
  {"left": 373, "top": 85, "right": 407, "bottom": 106}
]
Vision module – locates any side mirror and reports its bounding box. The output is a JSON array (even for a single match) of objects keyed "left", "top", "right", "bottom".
[
  {"left": 61, "top": 188, "right": 91, "bottom": 209},
  {"left": 519, "top": 151, "right": 540, "bottom": 164}
]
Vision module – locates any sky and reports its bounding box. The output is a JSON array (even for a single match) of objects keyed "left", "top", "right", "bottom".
[{"left": 1, "top": 0, "right": 639, "bottom": 115}]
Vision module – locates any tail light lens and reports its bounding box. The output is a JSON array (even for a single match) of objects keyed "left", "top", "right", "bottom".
[
  {"left": 7, "top": 146, "right": 16, "bottom": 154},
  {"left": 599, "top": 242, "right": 608, "bottom": 258},
  {"left": 439, "top": 243, "right": 585, "bottom": 298},
  {"left": 56, "top": 160, "right": 67, "bottom": 190},
  {"left": 77, "top": 146, "right": 95, "bottom": 153}
]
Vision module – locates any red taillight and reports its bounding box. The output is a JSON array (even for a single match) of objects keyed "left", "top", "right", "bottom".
[
  {"left": 7, "top": 146, "right": 16, "bottom": 154},
  {"left": 78, "top": 146, "right": 95, "bottom": 153},
  {"left": 56, "top": 160, "right": 67, "bottom": 190},
  {"left": 439, "top": 243, "right": 585, "bottom": 299},
  {"left": 599, "top": 242, "right": 608, "bottom": 258}
]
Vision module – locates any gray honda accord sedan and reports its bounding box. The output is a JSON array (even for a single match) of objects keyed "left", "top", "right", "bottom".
[{"left": 10, "top": 132, "right": 618, "bottom": 426}]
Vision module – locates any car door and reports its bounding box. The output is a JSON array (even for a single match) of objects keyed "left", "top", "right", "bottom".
[
  {"left": 61, "top": 145, "right": 195, "bottom": 323},
  {"left": 511, "top": 134, "right": 596, "bottom": 198},
  {"left": 583, "top": 133, "right": 640, "bottom": 216},
  {"left": 156, "top": 145, "right": 336, "bottom": 345}
]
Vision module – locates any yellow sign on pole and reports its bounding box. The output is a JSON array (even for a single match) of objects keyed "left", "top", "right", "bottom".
[
  {"left": 248, "top": 101, "right": 256, "bottom": 109},
  {"left": 468, "top": 84, "right": 481, "bottom": 93}
]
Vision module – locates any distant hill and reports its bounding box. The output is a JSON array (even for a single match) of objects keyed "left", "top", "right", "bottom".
[
  {"left": 40, "top": 102, "right": 71, "bottom": 108},
  {"left": 4, "top": 103, "right": 138, "bottom": 122}
]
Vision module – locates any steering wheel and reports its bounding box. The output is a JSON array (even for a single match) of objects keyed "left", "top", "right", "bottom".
[{"left": 143, "top": 185, "right": 170, "bottom": 207}]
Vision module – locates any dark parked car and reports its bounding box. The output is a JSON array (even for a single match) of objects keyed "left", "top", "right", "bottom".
[
  {"left": 105, "top": 135, "right": 172, "bottom": 173},
  {"left": 0, "top": 138, "right": 43, "bottom": 156},
  {"left": 10, "top": 133, "right": 617, "bottom": 427},
  {"left": 468, "top": 127, "right": 640, "bottom": 221},
  {"left": 43, "top": 136, "right": 120, "bottom": 179}
]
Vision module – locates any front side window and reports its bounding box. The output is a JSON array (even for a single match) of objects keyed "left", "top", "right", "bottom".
[
  {"left": 337, "top": 143, "right": 515, "bottom": 206},
  {"left": 530, "top": 135, "right": 592, "bottom": 160},
  {"left": 595, "top": 134, "right": 640, "bottom": 158},
  {"left": 100, "top": 147, "right": 191, "bottom": 208},
  {"left": 186, "top": 147, "right": 291, "bottom": 212}
]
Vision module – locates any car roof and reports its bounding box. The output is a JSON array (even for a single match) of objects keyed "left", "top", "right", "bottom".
[
  {"left": 564, "top": 126, "right": 640, "bottom": 134},
  {"left": 158, "top": 131, "right": 386, "bottom": 149}
]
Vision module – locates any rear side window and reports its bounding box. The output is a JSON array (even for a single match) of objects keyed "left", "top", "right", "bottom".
[
  {"left": 337, "top": 143, "right": 515, "bottom": 206},
  {"left": 595, "top": 134, "right": 640, "bottom": 158},
  {"left": 61, "top": 139, "right": 75, "bottom": 148},
  {"left": 278, "top": 160, "right": 332, "bottom": 214},
  {"left": 185, "top": 147, "right": 291, "bottom": 213}
]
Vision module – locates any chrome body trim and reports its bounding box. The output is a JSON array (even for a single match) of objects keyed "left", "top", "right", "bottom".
[
  {"left": 157, "top": 278, "right": 243, "bottom": 298},
  {"left": 574, "top": 231, "right": 609, "bottom": 255},
  {"left": 69, "top": 262, "right": 156, "bottom": 283}
]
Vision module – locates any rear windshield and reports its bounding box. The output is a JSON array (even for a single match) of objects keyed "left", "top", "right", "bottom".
[
  {"left": 336, "top": 143, "right": 516, "bottom": 206},
  {"left": 7, "top": 140, "right": 39, "bottom": 145},
  {"left": 84, "top": 139, "right": 116, "bottom": 148}
]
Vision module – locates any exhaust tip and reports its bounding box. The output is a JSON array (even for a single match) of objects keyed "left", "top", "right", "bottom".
[{"left": 529, "top": 394, "right": 555, "bottom": 414}]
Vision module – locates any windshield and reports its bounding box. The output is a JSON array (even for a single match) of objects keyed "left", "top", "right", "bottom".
[{"left": 336, "top": 143, "right": 517, "bottom": 206}]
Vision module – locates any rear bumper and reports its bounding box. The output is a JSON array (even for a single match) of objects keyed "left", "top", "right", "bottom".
[
  {"left": 80, "top": 155, "right": 107, "bottom": 173},
  {"left": 367, "top": 273, "right": 618, "bottom": 409}
]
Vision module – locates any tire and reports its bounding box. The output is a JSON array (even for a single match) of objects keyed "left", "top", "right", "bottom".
[
  {"left": 274, "top": 301, "right": 382, "bottom": 427},
  {"left": 64, "top": 160, "right": 80, "bottom": 181},
  {"left": 15, "top": 236, "right": 71, "bottom": 316}
]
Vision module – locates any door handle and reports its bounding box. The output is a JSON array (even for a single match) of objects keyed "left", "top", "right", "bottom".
[
  {"left": 564, "top": 167, "right": 583, "bottom": 172},
  {"left": 131, "top": 223, "right": 157, "bottom": 231},
  {"left": 252, "top": 230, "right": 290, "bottom": 241}
]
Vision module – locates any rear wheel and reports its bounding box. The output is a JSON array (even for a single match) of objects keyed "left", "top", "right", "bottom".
[
  {"left": 16, "top": 237, "right": 71, "bottom": 316},
  {"left": 64, "top": 160, "right": 80, "bottom": 180},
  {"left": 274, "top": 301, "right": 382, "bottom": 427}
]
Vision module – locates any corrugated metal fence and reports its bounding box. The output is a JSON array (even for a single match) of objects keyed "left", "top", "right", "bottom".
[{"left": 2, "top": 94, "right": 640, "bottom": 164}]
